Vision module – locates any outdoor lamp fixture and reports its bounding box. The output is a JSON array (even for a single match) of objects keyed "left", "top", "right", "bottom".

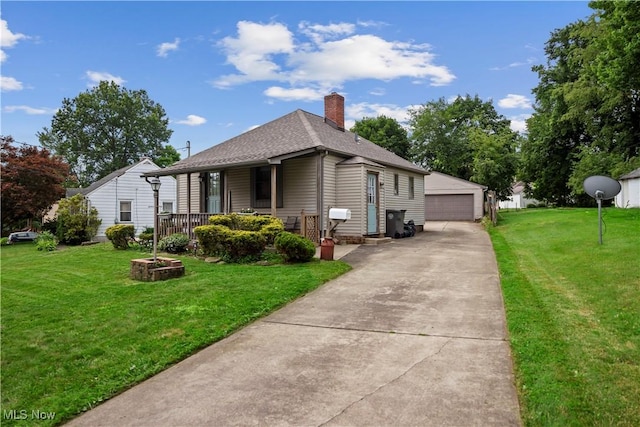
[{"left": 145, "top": 176, "right": 162, "bottom": 261}]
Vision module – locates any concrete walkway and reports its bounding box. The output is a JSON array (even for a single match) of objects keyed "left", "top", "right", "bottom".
[{"left": 68, "top": 221, "right": 521, "bottom": 426}]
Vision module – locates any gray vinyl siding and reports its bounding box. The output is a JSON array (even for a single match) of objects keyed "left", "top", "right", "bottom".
[
  {"left": 322, "top": 154, "right": 341, "bottom": 233},
  {"left": 336, "top": 164, "right": 366, "bottom": 236},
  {"left": 177, "top": 173, "right": 200, "bottom": 214},
  {"left": 384, "top": 168, "right": 425, "bottom": 225},
  {"left": 280, "top": 157, "right": 317, "bottom": 218},
  {"left": 226, "top": 168, "right": 250, "bottom": 213}
]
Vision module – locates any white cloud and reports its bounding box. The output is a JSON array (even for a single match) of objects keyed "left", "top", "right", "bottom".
[
  {"left": 157, "top": 38, "right": 180, "bottom": 57},
  {"left": 213, "top": 20, "right": 455, "bottom": 92},
  {"left": 498, "top": 94, "right": 532, "bottom": 109},
  {"left": 0, "top": 76, "right": 23, "bottom": 91},
  {"left": 86, "top": 71, "right": 126, "bottom": 86},
  {"left": 215, "top": 21, "right": 295, "bottom": 87},
  {"left": 3, "top": 105, "right": 56, "bottom": 115},
  {"left": 298, "top": 21, "right": 355, "bottom": 44},
  {"left": 176, "top": 114, "right": 206, "bottom": 126},
  {"left": 508, "top": 114, "right": 531, "bottom": 133},
  {"left": 263, "top": 86, "right": 326, "bottom": 102},
  {"left": 346, "top": 102, "right": 411, "bottom": 125},
  {"left": 1, "top": 19, "right": 27, "bottom": 63}
]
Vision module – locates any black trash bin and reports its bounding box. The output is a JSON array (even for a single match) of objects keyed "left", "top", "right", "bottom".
[{"left": 385, "top": 209, "right": 406, "bottom": 238}]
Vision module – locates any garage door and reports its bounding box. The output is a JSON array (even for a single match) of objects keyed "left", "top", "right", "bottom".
[{"left": 425, "top": 194, "right": 474, "bottom": 221}]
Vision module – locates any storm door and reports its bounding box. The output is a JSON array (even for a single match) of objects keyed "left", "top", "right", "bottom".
[{"left": 367, "top": 172, "right": 378, "bottom": 234}]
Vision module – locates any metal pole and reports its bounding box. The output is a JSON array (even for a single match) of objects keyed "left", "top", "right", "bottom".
[
  {"left": 153, "top": 188, "right": 159, "bottom": 261},
  {"left": 598, "top": 198, "right": 603, "bottom": 245}
]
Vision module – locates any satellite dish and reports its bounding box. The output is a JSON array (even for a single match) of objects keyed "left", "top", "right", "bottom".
[
  {"left": 583, "top": 175, "right": 621, "bottom": 244},
  {"left": 583, "top": 175, "right": 621, "bottom": 200}
]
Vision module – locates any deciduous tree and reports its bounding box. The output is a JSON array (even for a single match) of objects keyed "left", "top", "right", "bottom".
[
  {"left": 350, "top": 116, "right": 411, "bottom": 159},
  {"left": 1, "top": 136, "right": 70, "bottom": 234},
  {"left": 409, "top": 95, "right": 518, "bottom": 198},
  {"left": 38, "top": 81, "right": 173, "bottom": 187}
]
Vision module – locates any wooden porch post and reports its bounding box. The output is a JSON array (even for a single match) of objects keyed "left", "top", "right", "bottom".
[
  {"left": 271, "top": 164, "right": 277, "bottom": 217},
  {"left": 187, "top": 173, "right": 192, "bottom": 239}
]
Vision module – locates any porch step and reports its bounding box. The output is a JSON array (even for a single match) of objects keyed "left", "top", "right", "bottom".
[{"left": 364, "top": 237, "right": 392, "bottom": 245}]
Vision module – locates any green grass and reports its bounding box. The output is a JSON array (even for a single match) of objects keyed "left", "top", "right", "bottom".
[
  {"left": 0, "top": 243, "right": 351, "bottom": 426},
  {"left": 488, "top": 208, "right": 640, "bottom": 426}
]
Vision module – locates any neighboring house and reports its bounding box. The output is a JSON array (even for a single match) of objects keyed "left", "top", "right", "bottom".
[
  {"left": 64, "top": 158, "right": 176, "bottom": 241},
  {"left": 499, "top": 181, "right": 538, "bottom": 209},
  {"left": 615, "top": 168, "right": 640, "bottom": 208},
  {"left": 424, "top": 172, "right": 486, "bottom": 221},
  {"left": 145, "top": 93, "right": 427, "bottom": 243}
]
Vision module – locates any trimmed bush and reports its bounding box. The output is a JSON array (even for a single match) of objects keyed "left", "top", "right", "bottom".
[
  {"left": 158, "top": 233, "right": 190, "bottom": 254},
  {"left": 0, "top": 237, "right": 9, "bottom": 246},
  {"left": 274, "top": 232, "right": 316, "bottom": 263},
  {"left": 138, "top": 227, "right": 154, "bottom": 251},
  {"left": 194, "top": 224, "right": 233, "bottom": 257},
  {"left": 34, "top": 231, "right": 58, "bottom": 252},
  {"left": 105, "top": 224, "right": 135, "bottom": 250},
  {"left": 226, "top": 231, "right": 267, "bottom": 262},
  {"left": 260, "top": 221, "right": 285, "bottom": 245},
  {"left": 195, "top": 214, "right": 284, "bottom": 262}
]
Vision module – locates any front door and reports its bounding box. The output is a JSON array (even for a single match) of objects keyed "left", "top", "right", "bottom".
[
  {"left": 206, "top": 172, "right": 222, "bottom": 214},
  {"left": 367, "top": 172, "right": 378, "bottom": 234}
]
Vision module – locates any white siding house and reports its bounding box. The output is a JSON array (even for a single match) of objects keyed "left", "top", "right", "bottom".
[
  {"left": 71, "top": 158, "right": 176, "bottom": 240},
  {"left": 615, "top": 168, "right": 640, "bottom": 208},
  {"left": 499, "top": 182, "right": 539, "bottom": 209}
]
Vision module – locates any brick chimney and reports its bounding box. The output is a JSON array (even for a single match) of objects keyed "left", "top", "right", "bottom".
[{"left": 324, "top": 92, "right": 345, "bottom": 131}]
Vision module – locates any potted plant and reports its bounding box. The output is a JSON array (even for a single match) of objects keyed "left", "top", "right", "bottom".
[{"left": 158, "top": 211, "right": 172, "bottom": 220}]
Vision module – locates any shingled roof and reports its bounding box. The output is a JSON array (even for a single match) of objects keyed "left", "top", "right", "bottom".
[{"left": 151, "top": 108, "right": 426, "bottom": 176}]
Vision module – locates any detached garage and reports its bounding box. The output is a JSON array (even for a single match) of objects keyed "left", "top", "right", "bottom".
[{"left": 424, "top": 172, "right": 487, "bottom": 221}]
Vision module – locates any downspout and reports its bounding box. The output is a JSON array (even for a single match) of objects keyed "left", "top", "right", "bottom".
[{"left": 318, "top": 150, "right": 328, "bottom": 239}]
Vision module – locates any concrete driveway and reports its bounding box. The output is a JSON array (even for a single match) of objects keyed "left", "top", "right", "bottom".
[{"left": 67, "top": 221, "right": 521, "bottom": 426}]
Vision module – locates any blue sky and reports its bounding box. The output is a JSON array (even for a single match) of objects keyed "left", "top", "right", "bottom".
[{"left": 2, "top": 1, "right": 593, "bottom": 159}]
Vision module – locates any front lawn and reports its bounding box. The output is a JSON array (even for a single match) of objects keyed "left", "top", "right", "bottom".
[
  {"left": 488, "top": 208, "right": 640, "bottom": 426},
  {"left": 0, "top": 243, "right": 350, "bottom": 426}
]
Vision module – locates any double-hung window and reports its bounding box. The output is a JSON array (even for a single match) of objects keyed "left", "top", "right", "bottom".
[{"left": 120, "top": 201, "right": 132, "bottom": 222}]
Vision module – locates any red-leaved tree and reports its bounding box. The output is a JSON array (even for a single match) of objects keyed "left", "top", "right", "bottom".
[{"left": 1, "top": 136, "right": 71, "bottom": 234}]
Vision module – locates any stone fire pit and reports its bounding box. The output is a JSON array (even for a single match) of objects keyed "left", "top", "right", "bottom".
[{"left": 130, "top": 257, "right": 185, "bottom": 282}]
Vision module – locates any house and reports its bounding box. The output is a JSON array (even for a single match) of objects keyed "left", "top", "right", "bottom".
[
  {"left": 615, "top": 168, "right": 640, "bottom": 208},
  {"left": 499, "top": 181, "right": 538, "bottom": 209},
  {"left": 424, "top": 172, "right": 486, "bottom": 221},
  {"left": 145, "top": 93, "right": 427, "bottom": 243},
  {"left": 64, "top": 158, "right": 176, "bottom": 241}
]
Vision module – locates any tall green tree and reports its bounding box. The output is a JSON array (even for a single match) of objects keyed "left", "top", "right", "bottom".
[
  {"left": 1, "top": 136, "right": 71, "bottom": 234},
  {"left": 522, "top": 2, "right": 640, "bottom": 205},
  {"left": 409, "top": 95, "right": 518, "bottom": 198},
  {"left": 350, "top": 115, "right": 411, "bottom": 159},
  {"left": 38, "top": 81, "right": 173, "bottom": 187}
]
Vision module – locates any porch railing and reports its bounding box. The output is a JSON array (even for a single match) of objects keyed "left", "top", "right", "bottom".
[
  {"left": 158, "top": 213, "right": 211, "bottom": 241},
  {"left": 157, "top": 211, "right": 321, "bottom": 244}
]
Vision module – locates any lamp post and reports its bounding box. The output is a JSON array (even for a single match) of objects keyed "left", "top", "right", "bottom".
[{"left": 148, "top": 177, "right": 161, "bottom": 262}]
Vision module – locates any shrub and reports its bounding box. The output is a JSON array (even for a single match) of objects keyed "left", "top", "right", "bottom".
[
  {"left": 196, "top": 215, "right": 284, "bottom": 261},
  {"left": 138, "top": 227, "right": 154, "bottom": 251},
  {"left": 158, "top": 233, "right": 190, "bottom": 254},
  {"left": 194, "top": 225, "right": 233, "bottom": 257},
  {"left": 0, "top": 237, "right": 8, "bottom": 246},
  {"left": 56, "top": 194, "right": 101, "bottom": 245},
  {"left": 274, "top": 232, "right": 316, "bottom": 263},
  {"left": 225, "top": 231, "right": 267, "bottom": 262},
  {"left": 34, "top": 231, "right": 58, "bottom": 251},
  {"left": 260, "top": 221, "right": 285, "bottom": 245},
  {"left": 105, "top": 224, "right": 135, "bottom": 250}
]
